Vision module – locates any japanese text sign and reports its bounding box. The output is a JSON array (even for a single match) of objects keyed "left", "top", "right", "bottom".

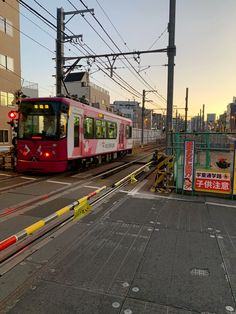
[
  {"left": 195, "top": 170, "right": 231, "bottom": 194},
  {"left": 183, "top": 141, "right": 194, "bottom": 191}
]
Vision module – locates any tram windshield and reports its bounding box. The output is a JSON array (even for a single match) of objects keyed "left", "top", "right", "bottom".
[{"left": 18, "top": 101, "right": 68, "bottom": 140}]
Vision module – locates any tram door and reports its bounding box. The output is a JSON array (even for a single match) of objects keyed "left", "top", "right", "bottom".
[
  {"left": 119, "top": 123, "right": 125, "bottom": 149},
  {"left": 68, "top": 112, "right": 82, "bottom": 158}
]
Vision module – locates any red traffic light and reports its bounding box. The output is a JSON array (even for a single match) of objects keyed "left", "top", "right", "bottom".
[{"left": 8, "top": 111, "right": 17, "bottom": 119}]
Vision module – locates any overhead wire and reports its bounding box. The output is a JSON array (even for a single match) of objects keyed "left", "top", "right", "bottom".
[
  {"left": 16, "top": 0, "right": 153, "bottom": 99},
  {"left": 76, "top": 0, "right": 166, "bottom": 105},
  {"left": 23, "top": 0, "right": 139, "bottom": 97},
  {"left": 95, "top": 0, "right": 131, "bottom": 52},
  {"left": 148, "top": 27, "right": 168, "bottom": 50}
]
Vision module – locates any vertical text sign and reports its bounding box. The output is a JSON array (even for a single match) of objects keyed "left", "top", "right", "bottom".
[{"left": 183, "top": 141, "right": 194, "bottom": 191}]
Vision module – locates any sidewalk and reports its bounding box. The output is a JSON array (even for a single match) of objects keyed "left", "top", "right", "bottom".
[{"left": 1, "top": 177, "right": 236, "bottom": 313}]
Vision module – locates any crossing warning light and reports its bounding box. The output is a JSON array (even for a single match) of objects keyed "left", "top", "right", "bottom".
[{"left": 8, "top": 111, "right": 17, "bottom": 119}]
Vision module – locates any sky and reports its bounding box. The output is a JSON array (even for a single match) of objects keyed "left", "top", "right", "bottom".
[{"left": 18, "top": 0, "right": 236, "bottom": 119}]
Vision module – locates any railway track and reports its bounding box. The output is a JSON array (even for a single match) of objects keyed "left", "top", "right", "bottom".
[
  {"left": 0, "top": 159, "right": 155, "bottom": 269},
  {"left": 0, "top": 151, "right": 155, "bottom": 222}
]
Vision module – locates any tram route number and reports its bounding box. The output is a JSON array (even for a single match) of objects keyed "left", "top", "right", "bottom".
[{"left": 73, "top": 200, "right": 91, "bottom": 222}]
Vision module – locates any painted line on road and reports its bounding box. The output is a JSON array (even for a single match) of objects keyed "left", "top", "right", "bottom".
[
  {"left": 84, "top": 185, "right": 102, "bottom": 189},
  {"left": 47, "top": 180, "right": 71, "bottom": 185},
  {"left": 0, "top": 174, "right": 11, "bottom": 177},
  {"left": 129, "top": 180, "right": 148, "bottom": 195},
  {"left": 20, "top": 176, "right": 37, "bottom": 180},
  {"left": 205, "top": 201, "right": 236, "bottom": 209}
]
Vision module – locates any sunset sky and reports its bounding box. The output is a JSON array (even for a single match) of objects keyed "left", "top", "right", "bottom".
[{"left": 20, "top": 0, "right": 236, "bottom": 119}]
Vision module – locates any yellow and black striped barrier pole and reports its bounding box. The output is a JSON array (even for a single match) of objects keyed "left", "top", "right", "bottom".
[{"left": 0, "top": 186, "right": 106, "bottom": 252}]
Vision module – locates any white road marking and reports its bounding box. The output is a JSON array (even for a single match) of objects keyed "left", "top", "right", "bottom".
[
  {"left": 0, "top": 173, "right": 11, "bottom": 177},
  {"left": 205, "top": 201, "right": 236, "bottom": 208},
  {"left": 129, "top": 180, "right": 148, "bottom": 195},
  {"left": 84, "top": 185, "right": 101, "bottom": 189},
  {"left": 20, "top": 176, "right": 37, "bottom": 180},
  {"left": 47, "top": 180, "right": 71, "bottom": 185}
]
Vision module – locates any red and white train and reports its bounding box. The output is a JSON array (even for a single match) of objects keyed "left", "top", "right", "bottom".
[{"left": 16, "top": 97, "right": 133, "bottom": 173}]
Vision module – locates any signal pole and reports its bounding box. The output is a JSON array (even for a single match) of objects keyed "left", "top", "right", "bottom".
[{"left": 166, "top": 0, "right": 176, "bottom": 152}]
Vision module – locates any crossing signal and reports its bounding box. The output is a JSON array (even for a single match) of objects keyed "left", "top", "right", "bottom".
[{"left": 8, "top": 111, "right": 17, "bottom": 119}]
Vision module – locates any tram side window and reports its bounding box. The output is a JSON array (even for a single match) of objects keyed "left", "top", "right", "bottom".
[
  {"left": 84, "top": 117, "right": 94, "bottom": 139},
  {"left": 60, "top": 113, "right": 67, "bottom": 138},
  {"left": 74, "top": 117, "right": 79, "bottom": 147},
  {"left": 107, "top": 121, "right": 117, "bottom": 139},
  {"left": 95, "top": 119, "right": 106, "bottom": 139},
  {"left": 126, "top": 125, "right": 132, "bottom": 139}
]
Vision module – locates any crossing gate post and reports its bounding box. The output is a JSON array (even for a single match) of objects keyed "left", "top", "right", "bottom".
[{"left": 151, "top": 153, "right": 174, "bottom": 193}]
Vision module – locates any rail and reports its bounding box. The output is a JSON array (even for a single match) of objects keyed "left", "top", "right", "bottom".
[{"left": 0, "top": 159, "right": 155, "bottom": 265}]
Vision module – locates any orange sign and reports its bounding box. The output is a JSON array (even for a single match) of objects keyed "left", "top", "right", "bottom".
[{"left": 183, "top": 141, "right": 194, "bottom": 191}]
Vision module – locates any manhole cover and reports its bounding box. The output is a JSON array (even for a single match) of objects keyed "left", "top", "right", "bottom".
[{"left": 190, "top": 268, "right": 210, "bottom": 277}]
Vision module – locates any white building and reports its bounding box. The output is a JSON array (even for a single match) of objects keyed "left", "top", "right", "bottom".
[{"left": 63, "top": 72, "right": 110, "bottom": 111}]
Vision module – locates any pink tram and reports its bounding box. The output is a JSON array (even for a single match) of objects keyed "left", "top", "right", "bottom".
[{"left": 16, "top": 97, "right": 133, "bottom": 173}]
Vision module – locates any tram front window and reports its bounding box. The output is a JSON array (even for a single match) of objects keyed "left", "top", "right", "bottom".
[
  {"left": 18, "top": 114, "right": 58, "bottom": 139},
  {"left": 18, "top": 101, "right": 62, "bottom": 140}
]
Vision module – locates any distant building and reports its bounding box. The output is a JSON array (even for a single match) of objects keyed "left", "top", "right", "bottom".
[
  {"left": 218, "top": 111, "right": 226, "bottom": 132},
  {"left": 111, "top": 100, "right": 153, "bottom": 129},
  {"left": 111, "top": 100, "right": 141, "bottom": 128},
  {"left": 206, "top": 113, "right": 216, "bottom": 131},
  {"left": 22, "top": 81, "right": 39, "bottom": 98},
  {"left": 0, "top": 1, "right": 21, "bottom": 150},
  {"left": 226, "top": 98, "right": 236, "bottom": 131},
  {"left": 152, "top": 113, "right": 163, "bottom": 129},
  {"left": 63, "top": 72, "right": 110, "bottom": 111},
  {"left": 191, "top": 116, "right": 200, "bottom": 132}
]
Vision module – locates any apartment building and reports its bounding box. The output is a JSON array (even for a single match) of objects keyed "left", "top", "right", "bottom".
[{"left": 0, "top": 1, "right": 21, "bottom": 150}]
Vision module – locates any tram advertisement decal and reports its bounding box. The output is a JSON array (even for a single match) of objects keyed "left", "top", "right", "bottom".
[
  {"left": 183, "top": 140, "right": 194, "bottom": 191},
  {"left": 195, "top": 170, "right": 231, "bottom": 194}
]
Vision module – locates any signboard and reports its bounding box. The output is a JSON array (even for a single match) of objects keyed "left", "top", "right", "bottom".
[
  {"left": 183, "top": 141, "right": 195, "bottom": 191},
  {"left": 195, "top": 170, "right": 231, "bottom": 194}
]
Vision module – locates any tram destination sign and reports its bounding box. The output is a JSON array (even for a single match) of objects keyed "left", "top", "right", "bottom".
[{"left": 195, "top": 169, "right": 231, "bottom": 194}]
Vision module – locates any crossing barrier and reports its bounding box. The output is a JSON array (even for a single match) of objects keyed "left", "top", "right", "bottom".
[
  {"left": 0, "top": 186, "right": 106, "bottom": 252},
  {"left": 151, "top": 153, "right": 174, "bottom": 193}
]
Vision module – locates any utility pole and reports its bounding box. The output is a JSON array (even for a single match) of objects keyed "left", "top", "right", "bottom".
[
  {"left": 184, "top": 87, "right": 188, "bottom": 132},
  {"left": 141, "top": 89, "right": 157, "bottom": 147},
  {"left": 202, "top": 104, "right": 205, "bottom": 131},
  {"left": 141, "top": 89, "right": 145, "bottom": 147},
  {"left": 199, "top": 109, "right": 202, "bottom": 131},
  {"left": 56, "top": 8, "right": 64, "bottom": 95},
  {"left": 56, "top": 7, "right": 93, "bottom": 95},
  {"left": 166, "top": 0, "right": 176, "bottom": 152}
]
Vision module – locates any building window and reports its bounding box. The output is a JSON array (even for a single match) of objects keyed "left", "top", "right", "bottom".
[
  {"left": 0, "top": 130, "right": 9, "bottom": 143},
  {"left": 0, "top": 54, "right": 14, "bottom": 71},
  {"left": 0, "top": 91, "right": 15, "bottom": 106},
  {"left": 0, "top": 16, "right": 13, "bottom": 36}
]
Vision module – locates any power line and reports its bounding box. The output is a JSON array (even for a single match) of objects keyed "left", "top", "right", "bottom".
[
  {"left": 5, "top": 0, "right": 55, "bottom": 40},
  {"left": 95, "top": 0, "right": 131, "bottom": 51},
  {"left": 76, "top": 0, "right": 167, "bottom": 104},
  {"left": 17, "top": 0, "right": 149, "bottom": 100},
  {"left": 148, "top": 27, "right": 168, "bottom": 50},
  {"left": 5, "top": 19, "right": 54, "bottom": 54}
]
